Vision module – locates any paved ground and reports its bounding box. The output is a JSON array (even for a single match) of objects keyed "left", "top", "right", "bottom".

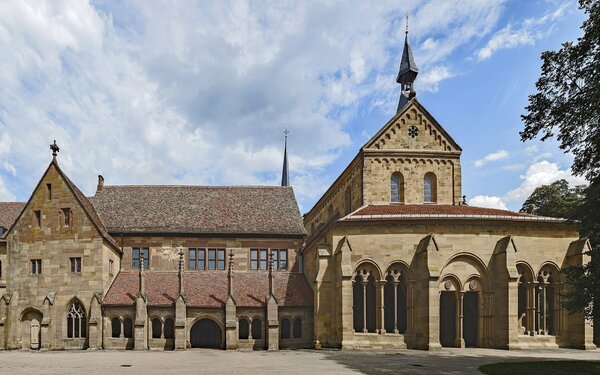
[{"left": 0, "top": 348, "right": 598, "bottom": 374}]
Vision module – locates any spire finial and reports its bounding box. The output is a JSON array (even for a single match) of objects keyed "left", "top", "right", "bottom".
[
  {"left": 50, "top": 140, "right": 60, "bottom": 160},
  {"left": 227, "top": 249, "right": 234, "bottom": 296},
  {"left": 281, "top": 128, "right": 290, "bottom": 187},
  {"left": 396, "top": 14, "right": 419, "bottom": 113},
  {"left": 177, "top": 245, "right": 184, "bottom": 295},
  {"left": 405, "top": 12, "right": 409, "bottom": 36}
]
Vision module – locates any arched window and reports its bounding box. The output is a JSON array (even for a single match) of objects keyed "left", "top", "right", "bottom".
[
  {"left": 239, "top": 319, "right": 249, "bottom": 340},
  {"left": 353, "top": 267, "right": 378, "bottom": 333},
  {"left": 384, "top": 270, "right": 407, "bottom": 334},
  {"left": 293, "top": 318, "right": 302, "bottom": 338},
  {"left": 280, "top": 318, "right": 291, "bottom": 339},
  {"left": 164, "top": 318, "right": 174, "bottom": 339},
  {"left": 152, "top": 318, "right": 162, "bottom": 339},
  {"left": 390, "top": 173, "right": 404, "bottom": 203},
  {"left": 251, "top": 318, "right": 262, "bottom": 339},
  {"left": 423, "top": 173, "right": 437, "bottom": 203},
  {"left": 66, "top": 301, "right": 86, "bottom": 338},
  {"left": 111, "top": 317, "right": 121, "bottom": 338},
  {"left": 123, "top": 318, "right": 133, "bottom": 338}
]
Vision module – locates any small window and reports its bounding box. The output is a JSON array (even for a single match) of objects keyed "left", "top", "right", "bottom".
[
  {"left": 391, "top": 174, "right": 405, "bottom": 203},
  {"left": 34, "top": 210, "right": 41, "bottom": 228},
  {"left": 31, "top": 259, "right": 42, "bottom": 274},
  {"left": 189, "top": 249, "right": 196, "bottom": 270},
  {"left": 109, "top": 259, "right": 114, "bottom": 276},
  {"left": 259, "top": 249, "right": 268, "bottom": 270},
  {"left": 111, "top": 317, "right": 121, "bottom": 338},
  {"left": 132, "top": 247, "right": 149, "bottom": 269},
  {"left": 250, "top": 249, "right": 258, "bottom": 270},
  {"left": 70, "top": 257, "right": 82, "bottom": 273},
  {"left": 279, "top": 250, "right": 288, "bottom": 271},
  {"left": 198, "top": 248, "right": 205, "bottom": 270},
  {"left": 280, "top": 318, "right": 291, "bottom": 339},
  {"left": 239, "top": 319, "right": 249, "bottom": 340},
  {"left": 271, "top": 250, "right": 279, "bottom": 271},
  {"left": 164, "top": 318, "right": 174, "bottom": 339},
  {"left": 123, "top": 318, "right": 133, "bottom": 338},
  {"left": 61, "top": 208, "right": 71, "bottom": 226},
  {"left": 293, "top": 318, "right": 302, "bottom": 338},
  {"left": 217, "top": 249, "right": 225, "bottom": 270},
  {"left": 208, "top": 248, "right": 216, "bottom": 270},
  {"left": 46, "top": 183, "right": 52, "bottom": 200},
  {"left": 152, "top": 318, "right": 162, "bottom": 339},
  {"left": 424, "top": 173, "right": 437, "bottom": 203},
  {"left": 345, "top": 187, "right": 352, "bottom": 214},
  {"left": 251, "top": 318, "right": 262, "bottom": 339}
]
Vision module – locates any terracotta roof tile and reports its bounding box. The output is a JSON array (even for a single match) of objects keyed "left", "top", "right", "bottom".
[
  {"left": 92, "top": 185, "right": 306, "bottom": 236},
  {"left": 0, "top": 202, "right": 25, "bottom": 231},
  {"left": 103, "top": 271, "right": 313, "bottom": 307}
]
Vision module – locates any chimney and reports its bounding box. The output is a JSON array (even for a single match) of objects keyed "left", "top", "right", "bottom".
[{"left": 97, "top": 175, "right": 104, "bottom": 193}]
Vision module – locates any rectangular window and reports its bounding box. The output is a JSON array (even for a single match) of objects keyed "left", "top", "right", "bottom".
[
  {"left": 31, "top": 259, "right": 42, "bottom": 274},
  {"left": 189, "top": 249, "right": 196, "bottom": 270},
  {"left": 61, "top": 208, "right": 71, "bottom": 226},
  {"left": 34, "top": 210, "right": 41, "bottom": 228},
  {"left": 250, "top": 249, "right": 258, "bottom": 270},
  {"left": 198, "top": 249, "right": 205, "bottom": 270},
  {"left": 345, "top": 188, "right": 352, "bottom": 214},
  {"left": 132, "top": 247, "right": 149, "bottom": 269},
  {"left": 260, "top": 249, "right": 268, "bottom": 270},
  {"left": 217, "top": 249, "right": 225, "bottom": 270},
  {"left": 208, "top": 248, "right": 216, "bottom": 270},
  {"left": 271, "top": 250, "right": 279, "bottom": 271},
  {"left": 46, "top": 183, "right": 52, "bottom": 200},
  {"left": 70, "top": 257, "right": 81, "bottom": 273},
  {"left": 109, "top": 259, "right": 114, "bottom": 276},
  {"left": 279, "top": 250, "right": 288, "bottom": 271}
]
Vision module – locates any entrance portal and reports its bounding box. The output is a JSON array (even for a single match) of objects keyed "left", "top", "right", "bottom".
[
  {"left": 463, "top": 292, "right": 478, "bottom": 347},
  {"left": 439, "top": 292, "right": 456, "bottom": 347},
  {"left": 190, "top": 319, "right": 222, "bottom": 349}
]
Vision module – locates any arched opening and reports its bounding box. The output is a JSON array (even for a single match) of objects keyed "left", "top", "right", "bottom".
[
  {"left": 190, "top": 319, "right": 222, "bottom": 349},
  {"left": 353, "top": 264, "right": 380, "bottom": 333},
  {"left": 152, "top": 318, "right": 162, "bottom": 339},
  {"left": 280, "top": 318, "right": 291, "bottom": 339},
  {"left": 463, "top": 291, "right": 478, "bottom": 347},
  {"left": 239, "top": 319, "right": 249, "bottom": 340},
  {"left": 384, "top": 267, "right": 407, "bottom": 334},
  {"left": 66, "top": 300, "right": 86, "bottom": 339},
  {"left": 111, "top": 317, "right": 121, "bottom": 338},
  {"left": 164, "top": 318, "right": 174, "bottom": 339},
  {"left": 21, "top": 308, "right": 43, "bottom": 350},
  {"left": 123, "top": 318, "right": 133, "bottom": 339},
  {"left": 423, "top": 172, "right": 437, "bottom": 203},
  {"left": 390, "top": 173, "right": 405, "bottom": 203},
  {"left": 517, "top": 263, "right": 535, "bottom": 335},
  {"left": 293, "top": 318, "right": 302, "bottom": 338},
  {"left": 536, "top": 264, "right": 561, "bottom": 336},
  {"left": 251, "top": 318, "right": 262, "bottom": 339},
  {"left": 440, "top": 291, "right": 457, "bottom": 347}
]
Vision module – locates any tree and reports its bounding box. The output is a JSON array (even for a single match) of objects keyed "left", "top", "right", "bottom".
[
  {"left": 519, "top": 179, "right": 584, "bottom": 219},
  {"left": 521, "top": 0, "right": 600, "bottom": 333}
]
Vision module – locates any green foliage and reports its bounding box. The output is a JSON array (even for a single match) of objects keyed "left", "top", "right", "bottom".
[{"left": 519, "top": 179, "right": 584, "bottom": 218}]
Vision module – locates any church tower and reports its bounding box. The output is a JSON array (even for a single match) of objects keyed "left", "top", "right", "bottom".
[{"left": 396, "top": 15, "right": 419, "bottom": 112}]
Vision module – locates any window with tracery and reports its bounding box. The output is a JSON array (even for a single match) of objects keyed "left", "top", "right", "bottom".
[{"left": 66, "top": 301, "right": 86, "bottom": 338}]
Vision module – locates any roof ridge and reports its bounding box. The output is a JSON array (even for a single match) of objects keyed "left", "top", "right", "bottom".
[{"left": 101, "top": 184, "right": 292, "bottom": 189}]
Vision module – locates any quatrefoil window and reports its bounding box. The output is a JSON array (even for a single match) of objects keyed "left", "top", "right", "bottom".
[{"left": 408, "top": 126, "right": 419, "bottom": 138}]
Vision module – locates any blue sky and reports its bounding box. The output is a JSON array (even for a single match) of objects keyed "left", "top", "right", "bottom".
[{"left": 0, "top": 0, "right": 588, "bottom": 213}]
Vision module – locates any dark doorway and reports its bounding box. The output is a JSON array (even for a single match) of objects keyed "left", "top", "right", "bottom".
[
  {"left": 440, "top": 292, "right": 456, "bottom": 347},
  {"left": 190, "top": 319, "right": 222, "bottom": 349},
  {"left": 463, "top": 292, "right": 478, "bottom": 347}
]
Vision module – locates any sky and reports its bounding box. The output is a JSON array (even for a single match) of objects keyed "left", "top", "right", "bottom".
[{"left": 0, "top": 0, "right": 589, "bottom": 213}]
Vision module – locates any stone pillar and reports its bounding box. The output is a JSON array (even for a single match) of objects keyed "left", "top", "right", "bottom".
[
  {"left": 377, "top": 280, "right": 386, "bottom": 334},
  {"left": 225, "top": 296, "right": 237, "bottom": 350},
  {"left": 456, "top": 292, "right": 465, "bottom": 348},
  {"left": 134, "top": 294, "right": 147, "bottom": 350},
  {"left": 266, "top": 295, "right": 279, "bottom": 351},
  {"left": 87, "top": 292, "right": 103, "bottom": 350},
  {"left": 393, "top": 281, "right": 399, "bottom": 334},
  {"left": 361, "top": 280, "right": 368, "bottom": 333},
  {"left": 174, "top": 295, "right": 186, "bottom": 350}
]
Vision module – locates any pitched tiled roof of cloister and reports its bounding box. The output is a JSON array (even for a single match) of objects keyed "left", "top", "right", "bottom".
[
  {"left": 0, "top": 202, "right": 25, "bottom": 232},
  {"left": 103, "top": 271, "right": 313, "bottom": 307},
  {"left": 91, "top": 185, "right": 306, "bottom": 236},
  {"left": 342, "top": 204, "right": 567, "bottom": 223}
]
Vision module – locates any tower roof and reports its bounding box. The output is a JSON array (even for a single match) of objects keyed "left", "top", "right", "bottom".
[
  {"left": 396, "top": 32, "right": 419, "bottom": 85},
  {"left": 281, "top": 128, "right": 289, "bottom": 187}
]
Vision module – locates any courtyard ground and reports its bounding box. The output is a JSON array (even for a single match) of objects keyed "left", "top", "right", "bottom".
[{"left": 0, "top": 347, "right": 598, "bottom": 375}]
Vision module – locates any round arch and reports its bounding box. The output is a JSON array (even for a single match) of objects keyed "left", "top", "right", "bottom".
[
  {"left": 384, "top": 260, "right": 412, "bottom": 281},
  {"left": 354, "top": 259, "right": 383, "bottom": 281},
  {"left": 189, "top": 317, "right": 224, "bottom": 349},
  {"left": 442, "top": 252, "right": 491, "bottom": 290}
]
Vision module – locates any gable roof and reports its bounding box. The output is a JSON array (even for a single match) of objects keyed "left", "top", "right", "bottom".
[
  {"left": 0, "top": 202, "right": 25, "bottom": 234},
  {"left": 363, "top": 98, "right": 462, "bottom": 151},
  {"left": 103, "top": 271, "right": 313, "bottom": 307},
  {"left": 91, "top": 185, "right": 306, "bottom": 236}
]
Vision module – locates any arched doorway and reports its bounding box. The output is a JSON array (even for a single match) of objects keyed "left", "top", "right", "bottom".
[
  {"left": 20, "top": 309, "right": 43, "bottom": 350},
  {"left": 190, "top": 318, "right": 222, "bottom": 349},
  {"left": 463, "top": 291, "right": 478, "bottom": 347}
]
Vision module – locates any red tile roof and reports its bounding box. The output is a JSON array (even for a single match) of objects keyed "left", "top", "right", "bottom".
[
  {"left": 0, "top": 202, "right": 25, "bottom": 231},
  {"left": 342, "top": 204, "right": 566, "bottom": 223},
  {"left": 103, "top": 271, "right": 313, "bottom": 307},
  {"left": 91, "top": 185, "right": 306, "bottom": 236}
]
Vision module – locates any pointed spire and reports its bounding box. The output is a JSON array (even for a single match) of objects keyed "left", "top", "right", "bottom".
[
  {"left": 227, "top": 249, "right": 234, "bottom": 296},
  {"left": 268, "top": 250, "right": 274, "bottom": 297},
  {"left": 177, "top": 245, "right": 184, "bottom": 296},
  {"left": 396, "top": 13, "right": 419, "bottom": 112},
  {"left": 139, "top": 249, "right": 145, "bottom": 295},
  {"left": 281, "top": 128, "right": 290, "bottom": 187}
]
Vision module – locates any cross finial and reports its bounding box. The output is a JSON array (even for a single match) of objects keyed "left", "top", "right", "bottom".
[
  {"left": 283, "top": 127, "right": 290, "bottom": 138},
  {"left": 405, "top": 12, "right": 409, "bottom": 35},
  {"left": 50, "top": 140, "right": 60, "bottom": 159}
]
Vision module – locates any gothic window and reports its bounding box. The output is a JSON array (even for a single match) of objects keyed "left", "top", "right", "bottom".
[
  {"left": 424, "top": 173, "right": 437, "bottom": 203},
  {"left": 390, "top": 173, "right": 404, "bottom": 203},
  {"left": 152, "top": 318, "right": 162, "bottom": 339},
  {"left": 251, "top": 318, "right": 262, "bottom": 339},
  {"left": 280, "top": 318, "right": 291, "bottom": 339},
  {"left": 123, "top": 318, "right": 133, "bottom": 338},
  {"left": 111, "top": 317, "right": 121, "bottom": 338},
  {"left": 239, "top": 318, "right": 249, "bottom": 340},
  {"left": 293, "top": 318, "right": 302, "bottom": 338},
  {"left": 164, "top": 318, "right": 174, "bottom": 339},
  {"left": 132, "top": 247, "right": 149, "bottom": 269},
  {"left": 408, "top": 126, "right": 419, "bottom": 138},
  {"left": 66, "top": 301, "right": 86, "bottom": 338}
]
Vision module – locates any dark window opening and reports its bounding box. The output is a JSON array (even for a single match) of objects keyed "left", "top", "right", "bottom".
[
  {"left": 111, "top": 317, "right": 121, "bottom": 338},
  {"left": 132, "top": 247, "right": 149, "bottom": 270},
  {"left": 70, "top": 257, "right": 81, "bottom": 273},
  {"left": 251, "top": 318, "right": 262, "bottom": 339}
]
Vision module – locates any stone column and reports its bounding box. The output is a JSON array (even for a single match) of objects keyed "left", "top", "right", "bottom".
[
  {"left": 456, "top": 292, "right": 465, "bottom": 348},
  {"left": 393, "top": 281, "right": 399, "bottom": 334},
  {"left": 225, "top": 296, "right": 237, "bottom": 350},
  {"left": 134, "top": 294, "right": 148, "bottom": 350},
  {"left": 266, "top": 295, "right": 279, "bottom": 350},
  {"left": 377, "top": 280, "right": 386, "bottom": 334},
  {"left": 174, "top": 295, "right": 187, "bottom": 350},
  {"left": 361, "top": 280, "right": 368, "bottom": 333}
]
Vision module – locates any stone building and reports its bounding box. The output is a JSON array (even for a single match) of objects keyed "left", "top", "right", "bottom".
[{"left": 0, "top": 29, "right": 596, "bottom": 352}]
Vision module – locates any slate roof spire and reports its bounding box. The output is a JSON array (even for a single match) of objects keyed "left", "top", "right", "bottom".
[
  {"left": 281, "top": 128, "right": 290, "bottom": 187},
  {"left": 396, "top": 13, "right": 419, "bottom": 112}
]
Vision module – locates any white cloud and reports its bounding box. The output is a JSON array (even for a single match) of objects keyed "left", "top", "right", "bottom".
[
  {"left": 0, "top": 176, "right": 15, "bottom": 201},
  {"left": 476, "top": 3, "right": 569, "bottom": 61},
  {"left": 524, "top": 145, "right": 539, "bottom": 155},
  {"left": 505, "top": 160, "right": 586, "bottom": 202},
  {"left": 474, "top": 150, "right": 509, "bottom": 167},
  {"left": 469, "top": 195, "right": 508, "bottom": 210},
  {"left": 419, "top": 66, "right": 455, "bottom": 93}
]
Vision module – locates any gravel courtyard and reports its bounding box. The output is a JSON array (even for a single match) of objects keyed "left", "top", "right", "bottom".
[{"left": 0, "top": 348, "right": 599, "bottom": 374}]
